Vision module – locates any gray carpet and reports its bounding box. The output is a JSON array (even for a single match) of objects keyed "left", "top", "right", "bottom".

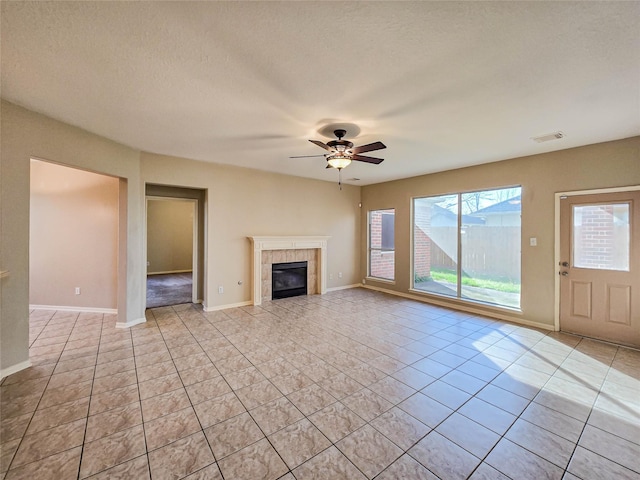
[{"left": 146, "top": 272, "right": 193, "bottom": 308}]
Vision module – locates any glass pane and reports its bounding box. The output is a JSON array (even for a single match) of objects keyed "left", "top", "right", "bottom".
[
  {"left": 369, "top": 250, "right": 395, "bottom": 280},
  {"left": 413, "top": 194, "right": 458, "bottom": 297},
  {"left": 573, "top": 203, "right": 630, "bottom": 271},
  {"left": 369, "top": 209, "right": 395, "bottom": 280},
  {"left": 460, "top": 187, "right": 521, "bottom": 308},
  {"left": 381, "top": 213, "right": 395, "bottom": 250}
]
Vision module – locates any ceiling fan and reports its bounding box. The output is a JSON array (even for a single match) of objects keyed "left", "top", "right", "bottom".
[{"left": 291, "top": 129, "right": 386, "bottom": 171}]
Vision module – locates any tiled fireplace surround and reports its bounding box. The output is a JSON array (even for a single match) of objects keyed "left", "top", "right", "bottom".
[{"left": 249, "top": 236, "right": 329, "bottom": 305}]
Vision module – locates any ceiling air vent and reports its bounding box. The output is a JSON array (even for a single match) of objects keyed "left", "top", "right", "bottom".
[{"left": 531, "top": 131, "right": 565, "bottom": 143}]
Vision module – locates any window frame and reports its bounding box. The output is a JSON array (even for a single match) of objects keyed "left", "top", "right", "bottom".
[{"left": 411, "top": 186, "right": 522, "bottom": 310}]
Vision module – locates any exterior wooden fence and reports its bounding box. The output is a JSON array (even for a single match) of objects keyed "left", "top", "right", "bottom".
[{"left": 429, "top": 226, "right": 521, "bottom": 281}]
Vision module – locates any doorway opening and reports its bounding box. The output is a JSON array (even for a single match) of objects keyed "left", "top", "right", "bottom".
[
  {"left": 29, "top": 159, "right": 123, "bottom": 325},
  {"left": 145, "top": 185, "right": 206, "bottom": 309}
]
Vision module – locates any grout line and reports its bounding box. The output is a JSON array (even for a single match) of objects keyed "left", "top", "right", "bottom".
[{"left": 7, "top": 292, "right": 639, "bottom": 479}]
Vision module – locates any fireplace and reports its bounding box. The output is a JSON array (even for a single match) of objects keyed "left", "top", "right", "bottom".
[
  {"left": 248, "top": 236, "right": 329, "bottom": 305},
  {"left": 272, "top": 261, "right": 308, "bottom": 299}
]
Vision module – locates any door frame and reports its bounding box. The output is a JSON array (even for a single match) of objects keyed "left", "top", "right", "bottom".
[
  {"left": 144, "top": 196, "right": 199, "bottom": 306},
  {"left": 554, "top": 185, "right": 640, "bottom": 332}
]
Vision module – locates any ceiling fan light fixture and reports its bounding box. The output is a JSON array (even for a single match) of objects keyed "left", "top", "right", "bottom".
[{"left": 327, "top": 153, "right": 352, "bottom": 170}]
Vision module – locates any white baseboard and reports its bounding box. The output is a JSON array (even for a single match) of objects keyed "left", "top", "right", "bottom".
[
  {"left": 147, "top": 270, "right": 193, "bottom": 275},
  {"left": 203, "top": 300, "right": 252, "bottom": 312},
  {"left": 1, "top": 360, "right": 32, "bottom": 381},
  {"left": 363, "top": 285, "right": 554, "bottom": 331},
  {"left": 326, "top": 284, "right": 360, "bottom": 292},
  {"left": 29, "top": 305, "right": 118, "bottom": 314},
  {"left": 116, "top": 317, "right": 147, "bottom": 329}
]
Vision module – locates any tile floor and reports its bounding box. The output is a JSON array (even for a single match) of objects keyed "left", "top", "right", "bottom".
[{"left": 1, "top": 288, "right": 639, "bottom": 479}]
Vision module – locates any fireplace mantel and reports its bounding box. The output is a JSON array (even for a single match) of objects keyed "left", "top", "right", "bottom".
[{"left": 248, "top": 236, "right": 330, "bottom": 305}]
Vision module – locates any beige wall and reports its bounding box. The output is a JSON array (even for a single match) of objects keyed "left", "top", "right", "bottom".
[
  {"left": 361, "top": 136, "right": 640, "bottom": 327},
  {"left": 3, "top": 96, "right": 636, "bottom": 376},
  {"left": 30, "top": 160, "right": 119, "bottom": 309},
  {"left": 140, "top": 152, "right": 362, "bottom": 308},
  {"left": 1, "top": 100, "right": 361, "bottom": 375},
  {"left": 1, "top": 100, "right": 144, "bottom": 375},
  {"left": 147, "top": 199, "right": 194, "bottom": 274}
]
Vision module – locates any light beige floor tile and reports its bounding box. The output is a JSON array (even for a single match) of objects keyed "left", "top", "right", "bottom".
[
  {"left": 341, "top": 388, "right": 393, "bottom": 422},
  {"left": 204, "top": 412, "right": 264, "bottom": 459},
  {"left": 337, "top": 424, "right": 403, "bottom": 479},
  {"left": 292, "top": 446, "right": 366, "bottom": 480},
  {"left": 27, "top": 396, "right": 90, "bottom": 435},
  {"left": 587, "top": 408, "right": 640, "bottom": 446},
  {"left": 376, "top": 454, "right": 439, "bottom": 480},
  {"left": 85, "top": 402, "right": 142, "bottom": 442},
  {"left": 140, "top": 387, "right": 190, "bottom": 421},
  {"left": 435, "top": 412, "right": 500, "bottom": 458},
  {"left": 409, "top": 431, "right": 481, "bottom": 480},
  {"left": 217, "top": 438, "right": 288, "bottom": 480},
  {"left": 12, "top": 418, "right": 86, "bottom": 468},
  {"left": 186, "top": 376, "right": 232, "bottom": 404},
  {"left": 476, "top": 383, "right": 530, "bottom": 415},
  {"left": 181, "top": 463, "right": 224, "bottom": 480},
  {"left": 144, "top": 406, "right": 201, "bottom": 451},
  {"left": 567, "top": 446, "right": 639, "bottom": 480},
  {"left": 7, "top": 294, "right": 639, "bottom": 480},
  {"left": 370, "top": 406, "right": 430, "bottom": 450},
  {"left": 578, "top": 424, "right": 640, "bottom": 473},
  {"left": 369, "top": 376, "right": 416, "bottom": 404},
  {"left": 89, "top": 384, "right": 139, "bottom": 416},
  {"left": 193, "top": 392, "right": 246, "bottom": 428},
  {"left": 468, "top": 463, "right": 511, "bottom": 480},
  {"left": 270, "top": 370, "right": 315, "bottom": 395},
  {"left": 148, "top": 431, "right": 215, "bottom": 480},
  {"left": 1, "top": 439, "right": 20, "bottom": 474},
  {"left": 485, "top": 438, "right": 563, "bottom": 480},
  {"left": 421, "top": 380, "right": 472, "bottom": 410},
  {"left": 308, "top": 402, "right": 366, "bottom": 443},
  {"left": 268, "top": 418, "right": 331, "bottom": 469},
  {"left": 82, "top": 455, "right": 149, "bottom": 480},
  {"left": 287, "top": 384, "right": 337, "bottom": 416},
  {"left": 4, "top": 446, "right": 81, "bottom": 480},
  {"left": 138, "top": 373, "right": 183, "bottom": 400},
  {"left": 398, "top": 392, "right": 453, "bottom": 428},
  {"left": 249, "top": 396, "right": 304, "bottom": 436},
  {"left": 0, "top": 413, "right": 32, "bottom": 444},
  {"left": 79, "top": 424, "right": 146, "bottom": 478},
  {"left": 458, "top": 397, "right": 516, "bottom": 435},
  {"left": 505, "top": 418, "right": 575, "bottom": 469}
]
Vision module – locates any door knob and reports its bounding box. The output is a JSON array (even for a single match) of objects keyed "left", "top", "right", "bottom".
[
  {"left": 561, "top": 262, "right": 569, "bottom": 267},
  {"left": 560, "top": 271, "right": 569, "bottom": 276}
]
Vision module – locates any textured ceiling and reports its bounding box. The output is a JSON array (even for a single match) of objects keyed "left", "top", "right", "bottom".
[{"left": 2, "top": 2, "right": 639, "bottom": 185}]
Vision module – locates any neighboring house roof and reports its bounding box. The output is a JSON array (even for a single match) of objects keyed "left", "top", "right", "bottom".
[
  {"left": 471, "top": 195, "right": 522, "bottom": 216},
  {"left": 429, "top": 205, "right": 485, "bottom": 226}
]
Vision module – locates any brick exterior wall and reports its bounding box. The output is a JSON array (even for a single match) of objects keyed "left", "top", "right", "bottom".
[
  {"left": 574, "top": 205, "right": 616, "bottom": 269},
  {"left": 369, "top": 210, "right": 395, "bottom": 280},
  {"left": 413, "top": 204, "right": 432, "bottom": 280}
]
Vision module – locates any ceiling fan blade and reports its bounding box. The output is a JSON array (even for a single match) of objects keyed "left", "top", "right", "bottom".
[
  {"left": 352, "top": 154, "right": 384, "bottom": 164},
  {"left": 351, "top": 141, "right": 386, "bottom": 154},
  {"left": 326, "top": 164, "right": 333, "bottom": 169},
  {"left": 289, "top": 155, "right": 326, "bottom": 158},
  {"left": 309, "top": 139, "right": 332, "bottom": 151}
]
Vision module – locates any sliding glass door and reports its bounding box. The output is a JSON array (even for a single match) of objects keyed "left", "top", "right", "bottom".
[{"left": 413, "top": 187, "right": 521, "bottom": 309}]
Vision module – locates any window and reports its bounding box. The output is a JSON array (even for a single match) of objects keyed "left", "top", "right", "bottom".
[
  {"left": 412, "top": 187, "right": 521, "bottom": 308},
  {"left": 369, "top": 209, "right": 395, "bottom": 281},
  {"left": 573, "top": 203, "right": 629, "bottom": 271}
]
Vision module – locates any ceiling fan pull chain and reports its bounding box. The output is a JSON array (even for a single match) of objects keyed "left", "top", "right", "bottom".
[{"left": 338, "top": 168, "right": 343, "bottom": 190}]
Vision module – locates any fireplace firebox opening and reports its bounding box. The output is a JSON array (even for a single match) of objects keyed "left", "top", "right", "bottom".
[{"left": 272, "top": 261, "right": 308, "bottom": 300}]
